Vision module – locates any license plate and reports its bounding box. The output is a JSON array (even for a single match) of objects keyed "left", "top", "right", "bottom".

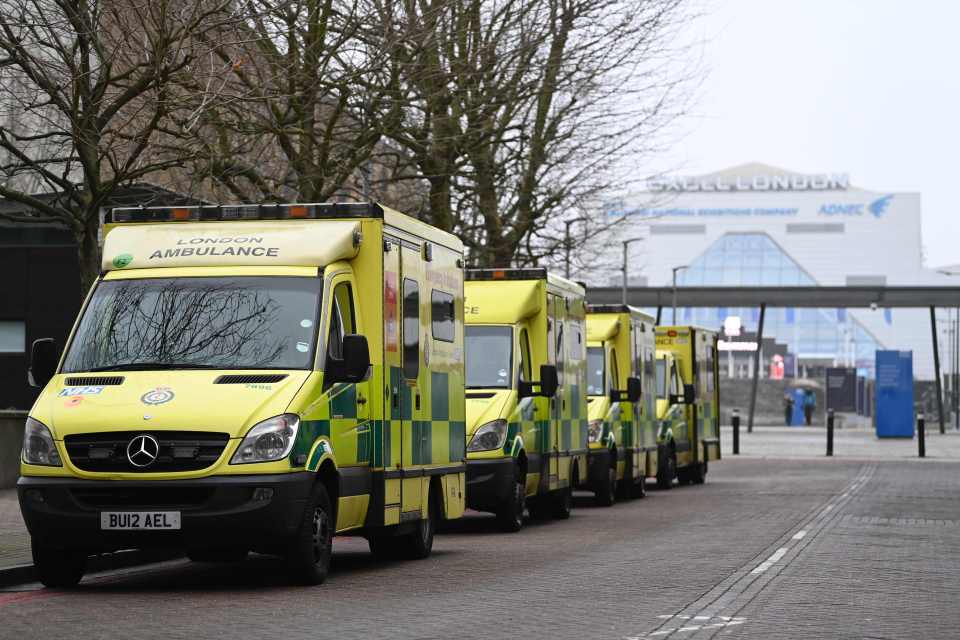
[{"left": 100, "top": 511, "right": 181, "bottom": 530}]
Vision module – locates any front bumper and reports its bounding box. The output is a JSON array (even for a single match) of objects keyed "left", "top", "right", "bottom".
[
  {"left": 17, "top": 472, "right": 313, "bottom": 554},
  {"left": 465, "top": 457, "right": 515, "bottom": 513}
]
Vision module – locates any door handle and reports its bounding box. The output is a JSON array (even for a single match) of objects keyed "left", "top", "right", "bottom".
[
  {"left": 415, "top": 393, "right": 421, "bottom": 410},
  {"left": 357, "top": 393, "right": 367, "bottom": 406}
]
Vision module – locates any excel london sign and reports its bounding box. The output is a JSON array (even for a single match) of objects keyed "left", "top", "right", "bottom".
[{"left": 649, "top": 173, "right": 849, "bottom": 192}]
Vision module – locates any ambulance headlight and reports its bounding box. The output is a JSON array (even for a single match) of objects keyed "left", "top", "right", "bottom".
[
  {"left": 587, "top": 419, "right": 604, "bottom": 444},
  {"left": 22, "top": 417, "right": 61, "bottom": 466},
  {"left": 467, "top": 420, "right": 508, "bottom": 452},
  {"left": 231, "top": 414, "right": 299, "bottom": 464}
]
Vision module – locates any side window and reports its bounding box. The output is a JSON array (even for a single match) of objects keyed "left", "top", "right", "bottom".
[
  {"left": 327, "top": 282, "right": 355, "bottom": 361},
  {"left": 402, "top": 278, "right": 420, "bottom": 380},
  {"left": 610, "top": 348, "right": 620, "bottom": 390},
  {"left": 431, "top": 290, "right": 455, "bottom": 342},
  {"left": 519, "top": 328, "right": 532, "bottom": 382}
]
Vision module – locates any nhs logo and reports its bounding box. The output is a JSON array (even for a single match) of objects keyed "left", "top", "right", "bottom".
[{"left": 819, "top": 194, "right": 894, "bottom": 218}]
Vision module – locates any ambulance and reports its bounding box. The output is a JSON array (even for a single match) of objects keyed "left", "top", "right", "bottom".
[
  {"left": 18, "top": 202, "right": 467, "bottom": 587},
  {"left": 583, "top": 305, "right": 658, "bottom": 504},
  {"left": 653, "top": 326, "right": 721, "bottom": 488},
  {"left": 463, "top": 269, "right": 588, "bottom": 531}
]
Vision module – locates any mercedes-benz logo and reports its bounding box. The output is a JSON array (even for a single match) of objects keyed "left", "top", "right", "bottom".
[{"left": 126, "top": 434, "right": 160, "bottom": 468}]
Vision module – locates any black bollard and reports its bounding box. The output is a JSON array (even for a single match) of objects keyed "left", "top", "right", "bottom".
[
  {"left": 732, "top": 409, "right": 740, "bottom": 455},
  {"left": 918, "top": 413, "right": 926, "bottom": 458},
  {"left": 826, "top": 409, "right": 834, "bottom": 457}
]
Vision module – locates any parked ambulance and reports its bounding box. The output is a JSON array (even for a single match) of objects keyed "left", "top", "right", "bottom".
[
  {"left": 18, "top": 202, "right": 467, "bottom": 587},
  {"left": 583, "top": 305, "right": 658, "bottom": 504},
  {"left": 463, "top": 269, "right": 588, "bottom": 531},
  {"left": 653, "top": 326, "right": 721, "bottom": 487}
]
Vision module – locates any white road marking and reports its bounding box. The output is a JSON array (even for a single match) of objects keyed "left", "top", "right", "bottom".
[
  {"left": 792, "top": 530, "right": 807, "bottom": 540},
  {"left": 825, "top": 504, "right": 834, "bottom": 511},
  {"left": 642, "top": 617, "right": 747, "bottom": 637},
  {"left": 751, "top": 547, "right": 789, "bottom": 574},
  {"left": 841, "top": 492, "right": 848, "bottom": 498}
]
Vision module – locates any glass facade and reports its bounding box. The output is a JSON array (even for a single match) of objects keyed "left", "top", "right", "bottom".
[{"left": 670, "top": 233, "right": 883, "bottom": 374}]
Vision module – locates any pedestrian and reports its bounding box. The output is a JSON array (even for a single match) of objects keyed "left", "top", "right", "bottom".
[
  {"left": 803, "top": 389, "right": 816, "bottom": 426},
  {"left": 784, "top": 393, "right": 794, "bottom": 426}
]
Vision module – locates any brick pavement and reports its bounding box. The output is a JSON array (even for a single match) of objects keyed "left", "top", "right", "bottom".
[{"left": 0, "top": 489, "right": 30, "bottom": 570}]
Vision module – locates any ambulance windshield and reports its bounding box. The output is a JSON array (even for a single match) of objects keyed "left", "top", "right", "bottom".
[
  {"left": 465, "top": 325, "right": 512, "bottom": 388},
  {"left": 586, "top": 347, "right": 605, "bottom": 396},
  {"left": 62, "top": 276, "right": 322, "bottom": 373}
]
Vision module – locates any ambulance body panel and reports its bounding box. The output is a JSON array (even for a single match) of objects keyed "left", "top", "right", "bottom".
[
  {"left": 464, "top": 269, "right": 587, "bottom": 530},
  {"left": 654, "top": 325, "right": 721, "bottom": 487},
  {"left": 584, "top": 306, "right": 658, "bottom": 503},
  {"left": 18, "top": 202, "right": 465, "bottom": 586}
]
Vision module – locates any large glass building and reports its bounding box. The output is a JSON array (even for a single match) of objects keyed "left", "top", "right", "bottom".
[{"left": 588, "top": 163, "right": 948, "bottom": 379}]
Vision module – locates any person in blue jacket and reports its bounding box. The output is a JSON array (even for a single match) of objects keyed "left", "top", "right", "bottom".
[{"left": 802, "top": 389, "right": 816, "bottom": 425}]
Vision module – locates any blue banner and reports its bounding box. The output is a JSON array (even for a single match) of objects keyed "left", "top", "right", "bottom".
[{"left": 875, "top": 350, "right": 914, "bottom": 438}]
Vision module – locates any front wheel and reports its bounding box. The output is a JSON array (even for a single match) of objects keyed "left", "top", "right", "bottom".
[
  {"left": 552, "top": 484, "right": 572, "bottom": 519},
  {"left": 33, "top": 544, "right": 86, "bottom": 588},
  {"left": 285, "top": 483, "right": 334, "bottom": 585},
  {"left": 657, "top": 448, "right": 676, "bottom": 490},
  {"left": 496, "top": 466, "right": 526, "bottom": 532},
  {"left": 595, "top": 462, "right": 617, "bottom": 507},
  {"left": 397, "top": 486, "right": 437, "bottom": 560},
  {"left": 691, "top": 460, "right": 707, "bottom": 485}
]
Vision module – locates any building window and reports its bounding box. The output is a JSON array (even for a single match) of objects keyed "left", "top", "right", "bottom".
[{"left": 0, "top": 321, "right": 25, "bottom": 353}]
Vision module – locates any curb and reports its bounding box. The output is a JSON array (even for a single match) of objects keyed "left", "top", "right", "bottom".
[{"left": 0, "top": 549, "right": 182, "bottom": 588}]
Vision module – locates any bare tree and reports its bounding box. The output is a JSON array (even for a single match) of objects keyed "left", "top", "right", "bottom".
[
  {"left": 372, "top": 0, "right": 696, "bottom": 267},
  {"left": 0, "top": 0, "right": 233, "bottom": 292}
]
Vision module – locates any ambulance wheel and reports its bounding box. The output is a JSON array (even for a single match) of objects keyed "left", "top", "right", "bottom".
[
  {"left": 527, "top": 497, "right": 551, "bottom": 520},
  {"left": 552, "top": 485, "right": 573, "bottom": 519},
  {"left": 367, "top": 535, "right": 401, "bottom": 560},
  {"left": 496, "top": 466, "right": 526, "bottom": 532},
  {"left": 33, "top": 544, "right": 86, "bottom": 588},
  {"left": 636, "top": 474, "right": 648, "bottom": 498},
  {"left": 691, "top": 460, "right": 707, "bottom": 485},
  {"left": 595, "top": 461, "right": 617, "bottom": 507},
  {"left": 657, "top": 449, "right": 676, "bottom": 490},
  {"left": 397, "top": 485, "right": 438, "bottom": 560},
  {"left": 285, "top": 483, "right": 333, "bottom": 585},
  {"left": 616, "top": 459, "right": 634, "bottom": 501}
]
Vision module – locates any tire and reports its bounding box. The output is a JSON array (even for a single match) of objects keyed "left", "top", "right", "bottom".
[
  {"left": 595, "top": 460, "right": 617, "bottom": 507},
  {"left": 691, "top": 460, "right": 707, "bottom": 485},
  {"left": 32, "top": 544, "right": 86, "bottom": 589},
  {"left": 285, "top": 483, "right": 334, "bottom": 585},
  {"left": 496, "top": 466, "right": 526, "bottom": 532},
  {"left": 396, "top": 485, "right": 438, "bottom": 560},
  {"left": 368, "top": 535, "right": 401, "bottom": 560},
  {"left": 636, "top": 473, "right": 647, "bottom": 498},
  {"left": 657, "top": 448, "right": 676, "bottom": 490},
  {"left": 552, "top": 484, "right": 573, "bottom": 519},
  {"left": 527, "top": 497, "right": 551, "bottom": 520}
]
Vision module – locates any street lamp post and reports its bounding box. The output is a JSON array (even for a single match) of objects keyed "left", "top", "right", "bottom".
[
  {"left": 563, "top": 217, "right": 589, "bottom": 279},
  {"left": 671, "top": 265, "right": 688, "bottom": 324},
  {"left": 621, "top": 237, "right": 644, "bottom": 305}
]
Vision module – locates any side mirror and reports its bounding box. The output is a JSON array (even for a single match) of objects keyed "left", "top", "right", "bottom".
[
  {"left": 28, "top": 338, "right": 57, "bottom": 388},
  {"left": 538, "top": 364, "right": 559, "bottom": 398},
  {"left": 328, "top": 334, "right": 370, "bottom": 383},
  {"left": 625, "top": 376, "right": 642, "bottom": 403},
  {"left": 683, "top": 383, "right": 695, "bottom": 404}
]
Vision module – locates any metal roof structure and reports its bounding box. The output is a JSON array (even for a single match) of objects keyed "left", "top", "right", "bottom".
[{"left": 586, "top": 286, "right": 960, "bottom": 308}]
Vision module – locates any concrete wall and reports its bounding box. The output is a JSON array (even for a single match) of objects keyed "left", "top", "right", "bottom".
[{"left": 0, "top": 410, "right": 26, "bottom": 489}]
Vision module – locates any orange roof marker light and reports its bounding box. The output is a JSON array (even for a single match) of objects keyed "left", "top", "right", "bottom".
[
  {"left": 667, "top": 330, "right": 678, "bottom": 337},
  {"left": 171, "top": 208, "right": 192, "bottom": 221},
  {"left": 287, "top": 205, "right": 310, "bottom": 218}
]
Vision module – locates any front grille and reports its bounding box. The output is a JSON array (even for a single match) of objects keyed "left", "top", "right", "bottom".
[
  {"left": 214, "top": 374, "right": 287, "bottom": 384},
  {"left": 64, "top": 376, "right": 125, "bottom": 386},
  {"left": 64, "top": 431, "right": 230, "bottom": 472},
  {"left": 70, "top": 486, "right": 218, "bottom": 508}
]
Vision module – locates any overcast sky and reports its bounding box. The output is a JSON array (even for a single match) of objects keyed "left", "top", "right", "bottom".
[{"left": 664, "top": 0, "right": 960, "bottom": 268}]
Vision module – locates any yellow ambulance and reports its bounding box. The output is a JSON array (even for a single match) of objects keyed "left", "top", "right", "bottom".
[
  {"left": 654, "top": 326, "right": 721, "bottom": 488},
  {"left": 583, "top": 305, "right": 658, "bottom": 504},
  {"left": 463, "top": 269, "right": 588, "bottom": 531},
  {"left": 18, "top": 202, "right": 466, "bottom": 587}
]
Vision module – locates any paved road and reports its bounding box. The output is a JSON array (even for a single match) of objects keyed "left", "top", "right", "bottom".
[{"left": 2, "top": 458, "right": 958, "bottom": 639}]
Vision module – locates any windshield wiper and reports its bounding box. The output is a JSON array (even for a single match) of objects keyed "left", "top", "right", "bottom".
[{"left": 85, "top": 362, "right": 221, "bottom": 372}]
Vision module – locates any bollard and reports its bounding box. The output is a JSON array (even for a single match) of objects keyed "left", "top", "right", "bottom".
[
  {"left": 732, "top": 409, "right": 740, "bottom": 455},
  {"left": 826, "top": 409, "right": 834, "bottom": 457},
  {"left": 918, "top": 413, "right": 926, "bottom": 458}
]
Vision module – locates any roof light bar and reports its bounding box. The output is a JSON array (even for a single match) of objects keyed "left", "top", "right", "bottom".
[
  {"left": 107, "top": 202, "right": 384, "bottom": 224},
  {"left": 466, "top": 268, "right": 548, "bottom": 282}
]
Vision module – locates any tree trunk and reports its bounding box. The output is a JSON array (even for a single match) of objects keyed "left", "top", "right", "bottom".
[{"left": 76, "top": 216, "right": 101, "bottom": 298}]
